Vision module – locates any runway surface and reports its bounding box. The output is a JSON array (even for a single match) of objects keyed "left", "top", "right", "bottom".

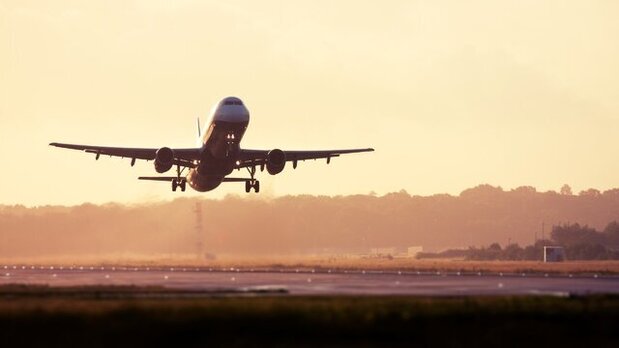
[{"left": 2, "top": 265, "right": 619, "bottom": 296}]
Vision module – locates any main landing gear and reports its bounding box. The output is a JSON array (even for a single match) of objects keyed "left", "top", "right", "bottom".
[
  {"left": 172, "top": 178, "right": 186, "bottom": 192},
  {"left": 171, "top": 164, "right": 186, "bottom": 192},
  {"left": 245, "top": 179, "right": 259, "bottom": 193},
  {"left": 245, "top": 166, "right": 260, "bottom": 193}
]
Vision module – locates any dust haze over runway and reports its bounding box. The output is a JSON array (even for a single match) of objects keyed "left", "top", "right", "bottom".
[{"left": 2, "top": 266, "right": 619, "bottom": 296}]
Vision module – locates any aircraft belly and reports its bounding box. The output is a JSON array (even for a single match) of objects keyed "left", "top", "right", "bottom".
[{"left": 187, "top": 169, "right": 223, "bottom": 192}]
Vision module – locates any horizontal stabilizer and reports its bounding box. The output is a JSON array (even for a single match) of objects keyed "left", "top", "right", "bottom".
[
  {"left": 138, "top": 176, "right": 179, "bottom": 182},
  {"left": 222, "top": 178, "right": 252, "bottom": 182},
  {"left": 138, "top": 177, "right": 253, "bottom": 183}
]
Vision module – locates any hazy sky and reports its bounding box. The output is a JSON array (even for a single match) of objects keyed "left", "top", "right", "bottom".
[{"left": 1, "top": 0, "right": 618, "bottom": 206}]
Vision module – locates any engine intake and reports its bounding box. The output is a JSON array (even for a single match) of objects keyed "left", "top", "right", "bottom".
[
  {"left": 266, "top": 149, "right": 286, "bottom": 175},
  {"left": 154, "top": 147, "right": 174, "bottom": 173}
]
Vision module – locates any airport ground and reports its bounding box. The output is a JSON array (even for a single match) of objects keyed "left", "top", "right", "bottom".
[
  {"left": 2, "top": 259, "right": 619, "bottom": 346},
  {"left": 196, "top": 257, "right": 619, "bottom": 275},
  {"left": 4, "top": 256, "right": 619, "bottom": 275},
  {"left": 1, "top": 286, "right": 618, "bottom": 347}
]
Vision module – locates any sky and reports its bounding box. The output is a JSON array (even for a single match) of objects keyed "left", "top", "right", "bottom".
[{"left": 1, "top": 0, "right": 618, "bottom": 206}]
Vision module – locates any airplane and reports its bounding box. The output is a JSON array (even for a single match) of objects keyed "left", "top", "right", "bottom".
[{"left": 50, "top": 96, "right": 374, "bottom": 193}]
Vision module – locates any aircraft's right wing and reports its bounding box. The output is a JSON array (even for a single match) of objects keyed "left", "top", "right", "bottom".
[{"left": 236, "top": 148, "right": 374, "bottom": 169}]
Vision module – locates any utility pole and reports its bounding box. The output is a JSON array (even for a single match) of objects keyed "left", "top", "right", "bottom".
[{"left": 194, "top": 201, "right": 205, "bottom": 259}]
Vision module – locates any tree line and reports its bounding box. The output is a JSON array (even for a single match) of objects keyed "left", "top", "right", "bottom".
[
  {"left": 467, "top": 222, "right": 619, "bottom": 260},
  {"left": 1, "top": 184, "right": 619, "bottom": 257}
]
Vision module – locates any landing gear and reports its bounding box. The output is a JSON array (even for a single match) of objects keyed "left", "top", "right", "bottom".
[
  {"left": 171, "top": 165, "right": 187, "bottom": 192},
  {"left": 245, "top": 179, "right": 260, "bottom": 193},
  {"left": 171, "top": 178, "right": 186, "bottom": 192},
  {"left": 245, "top": 166, "right": 260, "bottom": 193}
]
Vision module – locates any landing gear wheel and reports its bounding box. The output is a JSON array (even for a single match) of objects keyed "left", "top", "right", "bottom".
[
  {"left": 245, "top": 180, "right": 260, "bottom": 193},
  {"left": 244, "top": 166, "right": 260, "bottom": 193},
  {"left": 171, "top": 164, "right": 186, "bottom": 193}
]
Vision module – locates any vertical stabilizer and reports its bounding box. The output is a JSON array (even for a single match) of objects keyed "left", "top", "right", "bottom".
[{"left": 196, "top": 117, "right": 202, "bottom": 146}]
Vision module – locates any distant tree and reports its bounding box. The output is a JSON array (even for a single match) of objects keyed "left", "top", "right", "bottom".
[
  {"left": 566, "top": 243, "right": 610, "bottom": 260},
  {"left": 512, "top": 186, "right": 536, "bottom": 194},
  {"left": 523, "top": 245, "right": 542, "bottom": 261},
  {"left": 603, "top": 189, "right": 619, "bottom": 197},
  {"left": 503, "top": 243, "right": 524, "bottom": 260},
  {"left": 459, "top": 185, "right": 504, "bottom": 201},
  {"left": 560, "top": 184, "right": 573, "bottom": 195},
  {"left": 488, "top": 243, "right": 502, "bottom": 251},
  {"left": 551, "top": 223, "right": 605, "bottom": 247},
  {"left": 604, "top": 221, "right": 619, "bottom": 246},
  {"left": 579, "top": 188, "right": 601, "bottom": 197}
]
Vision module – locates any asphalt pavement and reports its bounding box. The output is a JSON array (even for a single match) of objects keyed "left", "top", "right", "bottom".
[{"left": 3, "top": 265, "right": 619, "bottom": 296}]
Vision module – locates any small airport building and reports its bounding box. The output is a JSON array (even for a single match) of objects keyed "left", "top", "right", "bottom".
[
  {"left": 367, "top": 246, "right": 423, "bottom": 258},
  {"left": 544, "top": 246, "right": 566, "bottom": 262}
]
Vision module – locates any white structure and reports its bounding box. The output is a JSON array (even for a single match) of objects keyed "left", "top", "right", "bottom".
[
  {"left": 407, "top": 246, "right": 423, "bottom": 258},
  {"left": 544, "top": 246, "right": 566, "bottom": 262},
  {"left": 370, "top": 248, "right": 396, "bottom": 256}
]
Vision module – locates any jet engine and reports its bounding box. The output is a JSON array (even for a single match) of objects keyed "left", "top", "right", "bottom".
[
  {"left": 266, "top": 149, "right": 286, "bottom": 175},
  {"left": 154, "top": 147, "right": 174, "bottom": 173}
]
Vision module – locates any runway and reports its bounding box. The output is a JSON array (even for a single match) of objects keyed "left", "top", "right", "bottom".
[{"left": 2, "top": 265, "right": 619, "bottom": 296}]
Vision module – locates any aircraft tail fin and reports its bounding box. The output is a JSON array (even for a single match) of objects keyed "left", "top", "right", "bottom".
[{"left": 196, "top": 117, "right": 202, "bottom": 146}]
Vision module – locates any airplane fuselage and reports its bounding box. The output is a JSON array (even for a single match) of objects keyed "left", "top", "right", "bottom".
[{"left": 187, "top": 97, "right": 250, "bottom": 192}]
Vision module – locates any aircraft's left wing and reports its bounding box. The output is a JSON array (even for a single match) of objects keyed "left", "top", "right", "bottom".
[
  {"left": 236, "top": 148, "right": 374, "bottom": 168},
  {"left": 49, "top": 143, "right": 201, "bottom": 168}
]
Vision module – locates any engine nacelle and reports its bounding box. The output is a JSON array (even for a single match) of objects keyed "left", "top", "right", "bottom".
[
  {"left": 266, "top": 149, "right": 286, "bottom": 175},
  {"left": 154, "top": 147, "right": 174, "bottom": 173}
]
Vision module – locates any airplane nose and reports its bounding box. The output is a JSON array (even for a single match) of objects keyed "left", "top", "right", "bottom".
[{"left": 214, "top": 106, "right": 250, "bottom": 124}]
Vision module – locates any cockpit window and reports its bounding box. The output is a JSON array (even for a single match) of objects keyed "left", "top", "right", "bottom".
[{"left": 223, "top": 99, "right": 243, "bottom": 106}]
